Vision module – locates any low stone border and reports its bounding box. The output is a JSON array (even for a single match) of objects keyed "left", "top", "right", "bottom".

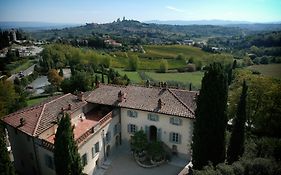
[{"left": 133, "top": 153, "right": 166, "bottom": 168}]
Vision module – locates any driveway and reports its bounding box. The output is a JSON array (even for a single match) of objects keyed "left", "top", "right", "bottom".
[{"left": 101, "top": 145, "right": 183, "bottom": 175}]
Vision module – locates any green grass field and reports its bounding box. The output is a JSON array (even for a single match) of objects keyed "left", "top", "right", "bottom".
[
  {"left": 7, "top": 59, "right": 34, "bottom": 74},
  {"left": 247, "top": 64, "right": 281, "bottom": 79},
  {"left": 115, "top": 68, "right": 143, "bottom": 83},
  {"left": 111, "top": 45, "right": 233, "bottom": 70},
  {"left": 27, "top": 97, "right": 48, "bottom": 106},
  {"left": 145, "top": 71, "right": 204, "bottom": 89}
]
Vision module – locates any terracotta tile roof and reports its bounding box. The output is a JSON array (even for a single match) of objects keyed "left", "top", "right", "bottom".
[
  {"left": 2, "top": 93, "right": 89, "bottom": 136},
  {"left": 86, "top": 85, "right": 198, "bottom": 118}
]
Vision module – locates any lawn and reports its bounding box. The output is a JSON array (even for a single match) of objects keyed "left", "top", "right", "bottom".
[
  {"left": 145, "top": 71, "right": 204, "bottom": 89},
  {"left": 247, "top": 64, "right": 281, "bottom": 79},
  {"left": 27, "top": 97, "right": 49, "bottom": 106},
  {"left": 115, "top": 68, "right": 143, "bottom": 83},
  {"left": 9, "top": 59, "right": 35, "bottom": 74}
]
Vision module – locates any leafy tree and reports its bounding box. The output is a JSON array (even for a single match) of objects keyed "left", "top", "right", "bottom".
[
  {"left": 0, "top": 81, "right": 18, "bottom": 117},
  {"left": 59, "top": 68, "right": 64, "bottom": 77},
  {"left": 61, "top": 71, "right": 93, "bottom": 93},
  {"left": 227, "top": 80, "right": 248, "bottom": 164},
  {"left": 131, "top": 130, "right": 148, "bottom": 153},
  {"left": 128, "top": 55, "right": 139, "bottom": 71},
  {"left": 47, "top": 69, "right": 63, "bottom": 88},
  {"left": 0, "top": 126, "right": 15, "bottom": 175},
  {"left": 192, "top": 63, "right": 228, "bottom": 169},
  {"left": 159, "top": 59, "right": 168, "bottom": 73},
  {"left": 54, "top": 113, "right": 83, "bottom": 175}
]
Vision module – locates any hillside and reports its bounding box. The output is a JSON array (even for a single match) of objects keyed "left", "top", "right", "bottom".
[{"left": 30, "top": 20, "right": 246, "bottom": 42}]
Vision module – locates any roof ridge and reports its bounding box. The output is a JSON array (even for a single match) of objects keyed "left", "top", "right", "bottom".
[
  {"left": 32, "top": 104, "right": 45, "bottom": 136},
  {"left": 33, "top": 93, "right": 71, "bottom": 136},
  {"left": 167, "top": 89, "right": 195, "bottom": 115}
]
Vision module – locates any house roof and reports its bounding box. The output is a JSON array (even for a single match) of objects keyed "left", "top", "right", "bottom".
[
  {"left": 86, "top": 84, "right": 198, "bottom": 118},
  {"left": 2, "top": 93, "right": 90, "bottom": 136},
  {"left": 2, "top": 85, "right": 198, "bottom": 137}
]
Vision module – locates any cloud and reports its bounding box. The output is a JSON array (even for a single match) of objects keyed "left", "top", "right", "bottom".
[{"left": 165, "top": 6, "right": 185, "bottom": 13}]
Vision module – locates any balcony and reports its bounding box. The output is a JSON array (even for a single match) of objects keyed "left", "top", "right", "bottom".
[{"left": 41, "top": 108, "right": 113, "bottom": 151}]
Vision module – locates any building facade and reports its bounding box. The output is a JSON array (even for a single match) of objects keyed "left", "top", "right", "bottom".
[{"left": 2, "top": 84, "right": 198, "bottom": 175}]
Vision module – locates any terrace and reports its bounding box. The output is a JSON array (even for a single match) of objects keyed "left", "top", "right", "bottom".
[{"left": 42, "top": 106, "right": 113, "bottom": 151}]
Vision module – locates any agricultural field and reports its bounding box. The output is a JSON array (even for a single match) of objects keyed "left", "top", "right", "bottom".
[
  {"left": 247, "top": 64, "right": 281, "bottom": 78},
  {"left": 111, "top": 45, "right": 233, "bottom": 70},
  {"left": 145, "top": 71, "right": 204, "bottom": 89},
  {"left": 115, "top": 68, "right": 143, "bottom": 83}
]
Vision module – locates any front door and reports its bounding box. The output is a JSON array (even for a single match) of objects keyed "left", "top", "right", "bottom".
[{"left": 149, "top": 125, "right": 157, "bottom": 141}]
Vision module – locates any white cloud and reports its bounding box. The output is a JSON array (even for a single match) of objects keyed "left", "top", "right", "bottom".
[{"left": 165, "top": 6, "right": 185, "bottom": 13}]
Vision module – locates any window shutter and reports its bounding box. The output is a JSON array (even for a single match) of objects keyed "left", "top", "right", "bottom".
[
  {"left": 178, "top": 134, "right": 182, "bottom": 144},
  {"left": 169, "top": 132, "right": 173, "bottom": 142},
  {"left": 157, "top": 128, "right": 162, "bottom": 141},
  {"left": 179, "top": 118, "right": 182, "bottom": 125},
  {"left": 156, "top": 115, "right": 159, "bottom": 121},
  {"left": 170, "top": 117, "right": 173, "bottom": 124},
  {"left": 147, "top": 114, "right": 151, "bottom": 120},
  {"left": 145, "top": 125, "right": 149, "bottom": 135},
  {"left": 127, "top": 124, "right": 130, "bottom": 133},
  {"left": 127, "top": 110, "right": 130, "bottom": 116}
]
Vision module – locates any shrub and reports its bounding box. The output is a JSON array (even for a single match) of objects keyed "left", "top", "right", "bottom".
[
  {"left": 186, "top": 63, "right": 196, "bottom": 72},
  {"left": 159, "top": 59, "right": 168, "bottom": 73}
]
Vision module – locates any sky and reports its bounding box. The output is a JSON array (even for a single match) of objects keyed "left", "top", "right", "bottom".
[{"left": 0, "top": 0, "right": 281, "bottom": 24}]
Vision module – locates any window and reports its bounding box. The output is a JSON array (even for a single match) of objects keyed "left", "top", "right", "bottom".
[
  {"left": 127, "top": 124, "right": 137, "bottom": 133},
  {"left": 44, "top": 154, "right": 54, "bottom": 169},
  {"left": 106, "top": 131, "right": 111, "bottom": 143},
  {"left": 114, "top": 124, "right": 118, "bottom": 135},
  {"left": 148, "top": 113, "right": 159, "bottom": 121},
  {"left": 169, "top": 132, "right": 181, "bottom": 144},
  {"left": 82, "top": 153, "right": 88, "bottom": 167},
  {"left": 170, "top": 117, "right": 182, "bottom": 126},
  {"left": 127, "top": 110, "right": 138, "bottom": 118},
  {"left": 92, "top": 142, "right": 100, "bottom": 158}
]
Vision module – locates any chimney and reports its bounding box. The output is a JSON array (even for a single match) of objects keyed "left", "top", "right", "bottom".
[
  {"left": 68, "top": 104, "right": 72, "bottom": 110},
  {"left": 118, "top": 90, "right": 126, "bottom": 102},
  {"left": 158, "top": 99, "right": 163, "bottom": 109},
  {"left": 77, "top": 92, "right": 84, "bottom": 101},
  {"left": 146, "top": 80, "right": 150, "bottom": 88},
  {"left": 96, "top": 80, "right": 100, "bottom": 88},
  {"left": 163, "top": 82, "right": 168, "bottom": 90},
  {"left": 20, "top": 117, "right": 26, "bottom": 126}
]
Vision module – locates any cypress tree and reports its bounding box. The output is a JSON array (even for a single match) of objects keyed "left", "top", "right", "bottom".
[
  {"left": 0, "top": 126, "right": 15, "bottom": 175},
  {"left": 54, "top": 113, "right": 83, "bottom": 175},
  {"left": 227, "top": 80, "right": 248, "bottom": 164},
  {"left": 192, "top": 63, "right": 228, "bottom": 169}
]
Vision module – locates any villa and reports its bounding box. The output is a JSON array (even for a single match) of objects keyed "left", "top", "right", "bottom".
[{"left": 2, "top": 84, "right": 198, "bottom": 175}]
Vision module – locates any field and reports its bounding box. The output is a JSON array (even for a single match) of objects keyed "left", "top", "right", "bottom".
[
  {"left": 27, "top": 96, "right": 48, "bottom": 106},
  {"left": 145, "top": 71, "right": 204, "bottom": 89},
  {"left": 110, "top": 45, "right": 232, "bottom": 70},
  {"left": 6, "top": 59, "right": 35, "bottom": 74},
  {"left": 115, "top": 68, "right": 142, "bottom": 83},
  {"left": 247, "top": 64, "right": 281, "bottom": 78}
]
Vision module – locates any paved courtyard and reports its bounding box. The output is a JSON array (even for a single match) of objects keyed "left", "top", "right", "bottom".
[{"left": 95, "top": 144, "right": 186, "bottom": 175}]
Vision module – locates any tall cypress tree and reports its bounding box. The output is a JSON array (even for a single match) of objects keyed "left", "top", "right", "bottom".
[
  {"left": 54, "top": 113, "right": 83, "bottom": 175},
  {"left": 192, "top": 63, "right": 228, "bottom": 169},
  {"left": 0, "top": 126, "right": 15, "bottom": 175},
  {"left": 227, "top": 80, "right": 248, "bottom": 164}
]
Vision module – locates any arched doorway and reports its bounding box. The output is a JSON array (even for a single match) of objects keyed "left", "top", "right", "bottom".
[{"left": 149, "top": 125, "right": 157, "bottom": 141}]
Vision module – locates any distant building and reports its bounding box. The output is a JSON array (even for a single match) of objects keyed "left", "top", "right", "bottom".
[{"left": 2, "top": 84, "right": 198, "bottom": 175}]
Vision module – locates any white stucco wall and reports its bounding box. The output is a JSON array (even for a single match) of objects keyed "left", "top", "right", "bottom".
[
  {"left": 6, "top": 125, "right": 39, "bottom": 175},
  {"left": 120, "top": 108, "right": 194, "bottom": 159}
]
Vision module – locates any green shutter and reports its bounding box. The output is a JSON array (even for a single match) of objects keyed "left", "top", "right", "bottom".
[
  {"left": 169, "top": 132, "right": 173, "bottom": 142},
  {"left": 178, "top": 134, "right": 182, "bottom": 144},
  {"left": 170, "top": 117, "right": 173, "bottom": 124},
  {"left": 127, "top": 124, "right": 130, "bottom": 133},
  {"left": 157, "top": 128, "right": 162, "bottom": 141},
  {"left": 179, "top": 118, "right": 182, "bottom": 125},
  {"left": 156, "top": 115, "right": 159, "bottom": 121}
]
